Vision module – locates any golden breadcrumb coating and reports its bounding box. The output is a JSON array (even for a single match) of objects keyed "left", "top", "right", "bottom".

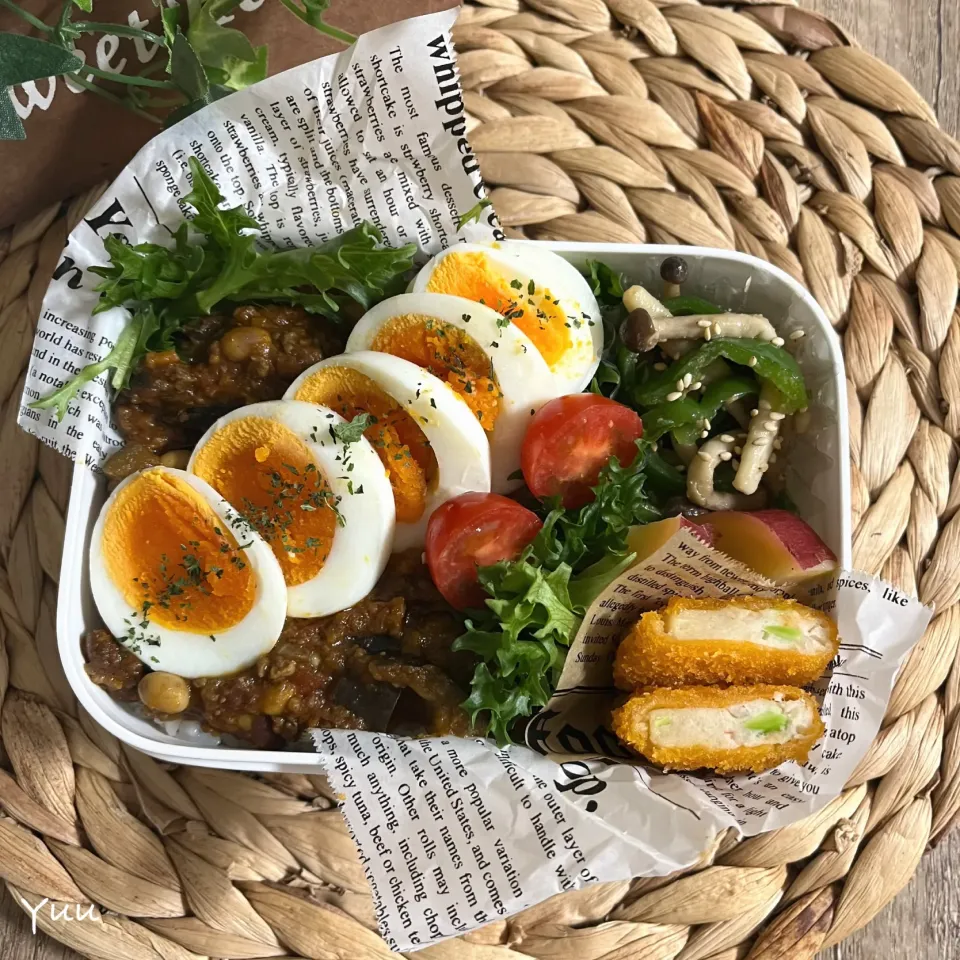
[
  {"left": 611, "top": 684, "right": 824, "bottom": 775},
  {"left": 613, "top": 596, "right": 838, "bottom": 690}
]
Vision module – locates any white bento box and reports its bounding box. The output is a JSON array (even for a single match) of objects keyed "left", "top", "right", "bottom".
[{"left": 58, "top": 242, "right": 852, "bottom": 773}]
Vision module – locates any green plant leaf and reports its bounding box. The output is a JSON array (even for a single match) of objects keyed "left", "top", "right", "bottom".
[
  {"left": 283, "top": 0, "right": 333, "bottom": 27},
  {"left": 53, "top": 0, "right": 81, "bottom": 44},
  {"left": 170, "top": 30, "right": 208, "bottom": 101},
  {"left": 186, "top": 0, "right": 264, "bottom": 91},
  {"left": 207, "top": 45, "right": 267, "bottom": 91},
  {"left": 455, "top": 554, "right": 578, "bottom": 744},
  {"left": 457, "top": 198, "right": 491, "bottom": 229},
  {"left": 0, "top": 33, "right": 83, "bottom": 86},
  {"left": 567, "top": 551, "right": 636, "bottom": 611},
  {"left": 71, "top": 0, "right": 93, "bottom": 10},
  {"left": 278, "top": 0, "right": 356, "bottom": 43},
  {"left": 163, "top": 83, "right": 232, "bottom": 128},
  {"left": 30, "top": 307, "right": 160, "bottom": 420},
  {"left": 160, "top": 5, "right": 181, "bottom": 61},
  {"left": 0, "top": 88, "right": 25, "bottom": 140}
]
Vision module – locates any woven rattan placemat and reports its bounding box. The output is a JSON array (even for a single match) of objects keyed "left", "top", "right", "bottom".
[{"left": 1, "top": 1, "right": 959, "bottom": 957}]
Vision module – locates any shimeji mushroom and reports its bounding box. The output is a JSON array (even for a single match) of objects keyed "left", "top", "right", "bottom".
[
  {"left": 687, "top": 434, "right": 768, "bottom": 511},
  {"left": 619, "top": 304, "right": 780, "bottom": 353},
  {"left": 660, "top": 256, "right": 689, "bottom": 299},
  {"left": 734, "top": 382, "right": 785, "bottom": 495},
  {"left": 623, "top": 284, "right": 671, "bottom": 320}
]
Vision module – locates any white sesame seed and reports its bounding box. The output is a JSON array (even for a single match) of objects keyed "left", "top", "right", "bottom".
[
  {"left": 771, "top": 336, "right": 785, "bottom": 347},
  {"left": 676, "top": 463, "right": 686, "bottom": 472},
  {"left": 748, "top": 356, "right": 758, "bottom": 367},
  {"left": 719, "top": 451, "right": 732, "bottom": 461},
  {"left": 700, "top": 430, "right": 709, "bottom": 439},
  {"left": 697, "top": 451, "right": 711, "bottom": 461},
  {"left": 753, "top": 438, "right": 767, "bottom": 446},
  {"left": 651, "top": 441, "right": 658, "bottom": 452},
  {"left": 720, "top": 433, "right": 735, "bottom": 443},
  {"left": 770, "top": 453, "right": 778, "bottom": 464},
  {"left": 770, "top": 411, "right": 786, "bottom": 420},
  {"left": 789, "top": 329, "right": 805, "bottom": 340},
  {"left": 773, "top": 438, "right": 782, "bottom": 450},
  {"left": 676, "top": 379, "right": 685, "bottom": 392},
  {"left": 691, "top": 381, "right": 703, "bottom": 391},
  {"left": 750, "top": 408, "right": 760, "bottom": 417},
  {"left": 713, "top": 322, "right": 722, "bottom": 336},
  {"left": 701, "top": 418, "right": 710, "bottom": 428},
  {"left": 683, "top": 373, "right": 693, "bottom": 388},
  {"left": 666, "top": 391, "right": 683, "bottom": 401},
  {"left": 654, "top": 362, "right": 667, "bottom": 371},
  {"left": 765, "top": 420, "right": 778, "bottom": 431},
  {"left": 734, "top": 445, "right": 742, "bottom": 455},
  {"left": 731, "top": 458, "right": 740, "bottom": 470},
  {"left": 704, "top": 327, "right": 712, "bottom": 341},
  {"left": 697, "top": 319, "right": 712, "bottom": 328},
  {"left": 761, "top": 464, "right": 769, "bottom": 473}
]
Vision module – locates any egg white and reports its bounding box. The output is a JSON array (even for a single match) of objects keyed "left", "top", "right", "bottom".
[
  {"left": 347, "top": 292, "right": 556, "bottom": 493},
  {"left": 188, "top": 400, "right": 396, "bottom": 619},
  {"left": 285, "top": 351, "right": 491, "bottom": 551},
  {"left": 89, "top": 467, "right": 287, "bottom": 679},
  {"left": 410, "top": 242, "right": 603, "bottom": 394}
]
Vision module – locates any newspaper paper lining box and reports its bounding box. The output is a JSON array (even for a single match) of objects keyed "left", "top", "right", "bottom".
[{"left": 16, "top": 8, "right": 933, "bottom": 952}]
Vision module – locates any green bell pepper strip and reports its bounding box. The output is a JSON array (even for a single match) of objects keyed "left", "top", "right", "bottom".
[
  {"left": 633, "top": 338, "right": 808, "bottom": 413},
  {"left": 661, "top": 295, "right": 724, "bottom": 316},
  {"left": 700, "top": 374, "right": 759, "bottom": 417},
  {"left": 643, "top": 451, "right": 688, "bottom": 498},
  {"left": 642, "top": 375, "right": 759, "bottom": 443},
  {"left": 643, "top": 396, "right": 700, "bottom": 442}
]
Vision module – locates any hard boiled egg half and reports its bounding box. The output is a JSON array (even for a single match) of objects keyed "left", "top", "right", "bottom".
[
  {"left": 347, "top": 292, "right": 555, "bottom": 492},
  {"left": 89, "top": 466, "right": 287, "bottom": 678},
  {"left": 285, "top": 351, "right": 490, "bottom": 550},
  {"left": 189, "top": 400, "right": 395, "bottom": 618},
  {"left": 410, "top": 242, "right": 602, "bottom": 394}
]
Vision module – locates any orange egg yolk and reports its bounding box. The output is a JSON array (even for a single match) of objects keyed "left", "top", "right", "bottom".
[
  {"left": 370, "top": 314, "right": 501, "bottom": 430},
  {"left": 425, "top": 251, "right": 572, "bottom": 369},
  {"left": 191, "top": 418, "right": 337, "bottom": 586},
  {"left": 293, "top": 367, "right": 438, "bottom": 524},
  {"left": 103, "top": 470, "right": 256, "bottom": 633}
]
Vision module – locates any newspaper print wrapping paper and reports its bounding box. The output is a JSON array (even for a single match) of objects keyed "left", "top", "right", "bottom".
[{"left": 18, "top": 7, "right": 932, "bottom": 952}]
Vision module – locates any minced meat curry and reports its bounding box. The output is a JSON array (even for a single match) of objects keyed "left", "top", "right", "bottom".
[
  {"left": 84, "top": 551, "right": 474, "bottom": 747},
  {"left": 115, "top": 303, "right": 344, "bottom": 453}
]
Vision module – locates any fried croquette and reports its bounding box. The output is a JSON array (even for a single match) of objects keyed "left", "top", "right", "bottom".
[
  {"left": 612, "top": 685, "right": 824, "bottom": 774},
  {"left": 613, "top": 596, "right": 839, "bottom": 690}
]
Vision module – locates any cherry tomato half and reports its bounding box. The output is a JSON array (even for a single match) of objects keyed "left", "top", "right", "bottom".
[
  {"left": 521, "top": 394, "right": 644, "bottom": 509},
  {"left": 425, "top": 492, "right": 543, "bottom": 610}
]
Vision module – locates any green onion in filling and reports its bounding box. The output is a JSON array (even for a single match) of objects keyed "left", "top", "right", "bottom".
[
  {"left": 763, "top": 625, "right": 803, "bottom": 645},
  {"left": 744, "top": 711, "right": 790, "bottom": 734}
]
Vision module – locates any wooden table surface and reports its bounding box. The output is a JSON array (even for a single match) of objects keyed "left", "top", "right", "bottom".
[{"left": 2, "top": 1, "right": 959, "bottom": 958}]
